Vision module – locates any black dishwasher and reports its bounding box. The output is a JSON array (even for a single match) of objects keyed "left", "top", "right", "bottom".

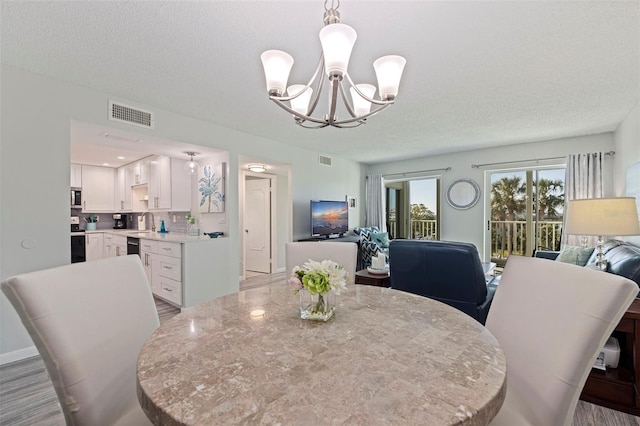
[{"left": 127, "top": 237, "right": 140, "bottom": 257}]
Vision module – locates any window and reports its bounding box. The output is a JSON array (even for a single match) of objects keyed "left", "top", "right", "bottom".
[{"left": 488, "top": 167, "right": 565, "bottom": 265}]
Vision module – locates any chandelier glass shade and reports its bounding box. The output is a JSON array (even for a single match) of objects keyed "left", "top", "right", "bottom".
[
  {"left": 260, "top": 1, "right": 406, "bottom": 128},
  {"left": 184, "top": 152, "right": 200, "bottom": 175}
]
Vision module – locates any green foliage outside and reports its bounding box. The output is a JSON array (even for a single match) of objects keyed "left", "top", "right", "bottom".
[
  {"left": 410, "top": 203, "right": 436, "bottom": 220},
  {"left": 491, "top": 176, "right": 565, "bottom": 257}
]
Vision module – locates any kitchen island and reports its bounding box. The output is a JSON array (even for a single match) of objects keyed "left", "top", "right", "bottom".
[{"left": 75, "top": 229, "right": 234, "bottom": 309}]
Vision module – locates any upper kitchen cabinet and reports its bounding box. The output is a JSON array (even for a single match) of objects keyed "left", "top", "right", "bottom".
[
  {"left": 70, "top": 163, "right": 82, "bottom": 188},
  {"left": 82, "top": 165, "right": 115, "bottom": 212},
  {"left": 132, "top": 160, "right": 149, "bottom": 185},
  {"left": 148, "top": 156, "right": 190, "bottom": 211},
  {"left": 116, "top": 166, "right": 133, "bottom": 211}
]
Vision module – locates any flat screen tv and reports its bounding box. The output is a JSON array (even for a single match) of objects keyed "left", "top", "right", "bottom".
[{"left": 311, "top": 200, "right": 349, "bottom": 238}]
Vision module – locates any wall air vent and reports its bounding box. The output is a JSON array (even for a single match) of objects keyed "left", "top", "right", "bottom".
[
  {"left": 319, "top": 154, "right": 332, "bottom": 166},
  {"left": 108, "top": 101, "right": 154, "bottom": 129}
]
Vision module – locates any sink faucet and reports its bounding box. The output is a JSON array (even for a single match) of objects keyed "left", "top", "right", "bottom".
[{"left": 143, "top": 212, "right": 156, "bottom": 232}]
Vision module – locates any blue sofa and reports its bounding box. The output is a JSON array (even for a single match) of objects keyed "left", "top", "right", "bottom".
[
  {"left": 389, "top": 239, "right": 496, "bottom": 325},
  {"left": 536, "top": 239, "right": 640, "bottom": 290}
]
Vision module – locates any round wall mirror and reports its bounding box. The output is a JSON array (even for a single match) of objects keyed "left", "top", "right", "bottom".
[{"left": 446, "top": 179, "right": 481, "bottom": 210}]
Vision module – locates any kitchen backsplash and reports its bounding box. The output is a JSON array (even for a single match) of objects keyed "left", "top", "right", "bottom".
[{"left": 72, "top": 211, "right": 191, "bottom": 234}]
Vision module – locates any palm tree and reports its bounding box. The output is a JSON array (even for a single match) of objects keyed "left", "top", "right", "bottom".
[
  {"left": 533, "top": 178, "right": 564, "bottom": 220},
  {"left": 533, "top": 178, "right": 564, "bottom": 250}
]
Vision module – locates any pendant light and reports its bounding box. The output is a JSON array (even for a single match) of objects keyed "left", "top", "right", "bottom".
[{"left": 184, "top": 152, "right": 200, "bottom": 175}]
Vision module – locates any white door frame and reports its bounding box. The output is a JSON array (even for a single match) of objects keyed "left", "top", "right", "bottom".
[{"left": 241, "top": 171, "right": 277, "bottom": 280}]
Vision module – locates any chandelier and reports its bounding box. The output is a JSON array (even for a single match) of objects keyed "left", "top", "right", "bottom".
[{"left": 260, "top": 0, "right": 406, "bottom": 129}]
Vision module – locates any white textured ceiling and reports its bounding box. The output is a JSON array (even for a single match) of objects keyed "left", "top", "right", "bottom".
[{"left": 2, "top": 1, "right": 639, "bottom": 164}]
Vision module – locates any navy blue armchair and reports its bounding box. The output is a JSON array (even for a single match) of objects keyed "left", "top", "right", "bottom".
[{"left": 389, "top": 239, "right": 496, "bottom": 324}]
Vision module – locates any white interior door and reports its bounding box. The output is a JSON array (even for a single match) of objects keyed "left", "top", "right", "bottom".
[{"left": 245, "top": 178, "right": 271, "bottom": 273}]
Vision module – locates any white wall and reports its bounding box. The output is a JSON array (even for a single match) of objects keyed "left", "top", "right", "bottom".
[
  {"left": 613, "top": 101, "right": 640, "bottom": 246},
  {"left": 0, "top": 65, "right": 364, "bottom": 362},
  {"left": 367, "top": 134, "right": 616, "bottom": 258}
]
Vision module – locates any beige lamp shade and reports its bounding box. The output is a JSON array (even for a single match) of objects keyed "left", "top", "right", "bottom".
[{"left": 565, "top": 197, "right": 640, "bottom": 236}]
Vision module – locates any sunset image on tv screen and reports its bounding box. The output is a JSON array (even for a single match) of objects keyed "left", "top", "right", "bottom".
[{"left": 312, "top": 201, "right": 348, "bottom": 235}]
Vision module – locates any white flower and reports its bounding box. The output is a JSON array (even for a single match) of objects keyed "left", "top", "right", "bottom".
[{"left": 290, "top": 259, "right": 348, "bottom": 295}]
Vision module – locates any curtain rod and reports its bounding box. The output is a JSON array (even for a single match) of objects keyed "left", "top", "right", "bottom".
[
  {"left": 382, "top": 167, "right": 451, "bottom": 179},
  {"left": 471, "top": 151, "right": 615, "bottom": 169}
]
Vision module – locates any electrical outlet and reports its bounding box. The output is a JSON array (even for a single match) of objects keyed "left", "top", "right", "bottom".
[
  {"left": 172, "top": 214, "right": 176, "bottom": 223},
  {"left": 95, "top": 215, "right": 99, "bottom": 222}
]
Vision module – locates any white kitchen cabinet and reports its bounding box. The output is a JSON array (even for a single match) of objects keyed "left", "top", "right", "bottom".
[
  {"left": 112, "top": 235, "right": 127, "bottom": 257},
  {"left": 141, "top": 239, "right": 160, "bottom": 293},
  {"left": 70, "top": 163, "right": 82, "bottom": 188},
  {"left": 85, "top": 233, "right": 103, "bottom": 261},
  {"left": 148, "top": 156, "right": 191, "bottom": 211},
  {"left": 103, "top": 234, "right": 126, "bottom": 257},
  {"left": 146, "top": 240, "right": 183, "bottom": 306},
  {"left": 81, "top": 165, "right": 115, "bottom": 212},
  {"left": 132, "top": 160, "right": 149, "bottom": 185},
  {"left": 148, "top": 156, "right": 171, "bottom": 210},
  {"left": 116, "top": 166, "right": 132, "bottom": 211}
]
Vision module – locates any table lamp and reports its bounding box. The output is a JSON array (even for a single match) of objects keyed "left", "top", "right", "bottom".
[{"left": 565, "top": 197, "right": 640, "bottom": 271}]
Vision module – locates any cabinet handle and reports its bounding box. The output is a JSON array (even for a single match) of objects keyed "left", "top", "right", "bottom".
[
  {"left": 121, "top": 200, "right": 124, "bottom": 209},
  {"left": 162, "top": 247, "right": 171, "bottom": 251},
  {"left": 164, "top": 287, "right": 173, "bottom": 292},
  {"left": 163, "top": 265, "right": 172, "bottom": 270}
]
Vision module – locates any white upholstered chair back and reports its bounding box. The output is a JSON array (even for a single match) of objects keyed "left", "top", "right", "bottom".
[
  {"left": 486, "top": 256, "right": 637, "bottom": 426},
  {"left": 1, "top": 255, "right": 159, "bottom": 426},
  {"left": 285, "top": 242, "right": 358, "bottom": 283}
]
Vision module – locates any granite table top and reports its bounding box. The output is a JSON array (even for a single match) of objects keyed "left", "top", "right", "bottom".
[{"left": 137, "top": 284, "right": 506, "bottom": 425}]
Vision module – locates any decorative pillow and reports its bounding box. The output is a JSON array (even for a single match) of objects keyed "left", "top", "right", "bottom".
[
  {"left": 555, "top": 246, "right": 595, "bottom": 266},
  {"left": 371, "top": 232, "right": 390, "bottom": 249},
  {"left": 353, "top": 227, "right": 380, "bottom": 241}
]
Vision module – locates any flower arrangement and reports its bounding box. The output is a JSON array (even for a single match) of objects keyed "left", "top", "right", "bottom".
[
  {"left": 288, "top": 259, "right": 348, "bottom": 321},
  {"left": 288, "top": 259, "right": 348, "bottom": 295}
]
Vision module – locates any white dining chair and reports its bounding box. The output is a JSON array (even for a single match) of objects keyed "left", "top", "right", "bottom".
[
  {"left": 486, "top": 255, "right": 637, "bottom": 426},
  {"left": 1, "top": 255, "right": 159, "bottom": 425},
  {"left": 285, "top": 241, "right": 357, "bottom": 282}
]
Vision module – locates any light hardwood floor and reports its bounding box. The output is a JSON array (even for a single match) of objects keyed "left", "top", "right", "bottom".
[{"left": 1, "top": 272, "right": 639, "bottom": 426}]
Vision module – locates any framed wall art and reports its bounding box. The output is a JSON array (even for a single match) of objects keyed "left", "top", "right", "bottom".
[{"left": 199, "top": 162, "right": 226, "bottom": 213}]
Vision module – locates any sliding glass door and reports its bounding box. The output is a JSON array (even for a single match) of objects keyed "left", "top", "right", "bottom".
[
  {"left": 488, "top": 167, "right": 564, "bottom": 266},
  {"left": 386, "top": 177, "right": 440, "bottom": 240}
]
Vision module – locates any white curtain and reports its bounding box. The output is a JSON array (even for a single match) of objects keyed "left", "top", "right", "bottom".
[
  {"left": 562, "top": 152, "right": 604, "bottom": 247},
  {"left": 365, "top": 174, "right": 386, "bottom": 232}
]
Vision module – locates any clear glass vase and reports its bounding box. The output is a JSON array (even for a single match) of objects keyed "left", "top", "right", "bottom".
[{"left": 299, "top": 289, "right": 335, "bottom": 321}]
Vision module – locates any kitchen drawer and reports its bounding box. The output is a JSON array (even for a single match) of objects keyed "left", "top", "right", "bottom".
[
  {"left": 158, "top": 241, "right": 181, "bottom": 258},
  {"left": 158, "top": 254, "right": 181, "bottom": 281},
  {"left": 158, "top": 276, "right": 182, "bottom": 306},
  {"left": 140, "top": 239, "right": 158, "bottom": 253}
]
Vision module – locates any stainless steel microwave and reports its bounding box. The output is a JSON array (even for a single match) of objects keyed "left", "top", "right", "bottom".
[{"left": 71, "top": 189, "right": 82, "bottom": 207}]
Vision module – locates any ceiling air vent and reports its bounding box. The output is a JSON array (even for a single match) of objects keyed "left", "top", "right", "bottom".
[
  {"left": 108, "top": 101, "right": 154, "bottom": 129},
  {"left": 319, "top": 154, "right": 332, "bottom": 166}
]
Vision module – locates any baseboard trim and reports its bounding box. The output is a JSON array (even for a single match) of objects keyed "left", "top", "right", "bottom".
[{"left": 0, "top": 346, "right": 39, "bottom": 365}]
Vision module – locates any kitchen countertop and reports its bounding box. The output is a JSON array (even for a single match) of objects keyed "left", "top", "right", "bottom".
[{"left": 72, "top": 229, "right": 222, "bottom": 243}]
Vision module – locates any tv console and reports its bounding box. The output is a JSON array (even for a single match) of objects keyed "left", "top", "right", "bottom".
[{"left": 298, "top": 235, "right": 360, "bottom": 243}]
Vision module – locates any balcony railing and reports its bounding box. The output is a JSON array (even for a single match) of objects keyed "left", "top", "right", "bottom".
[
  {"left": 491, "top": 220, "right": 562, "bottom": 262},
  {"left": 411, "top": 219, "right": 438, "bottom": 240}
]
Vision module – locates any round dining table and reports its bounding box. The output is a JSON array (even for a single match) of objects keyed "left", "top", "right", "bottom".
[{"left": 137, "top": 284, "right": 506, "bottom": 425}]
